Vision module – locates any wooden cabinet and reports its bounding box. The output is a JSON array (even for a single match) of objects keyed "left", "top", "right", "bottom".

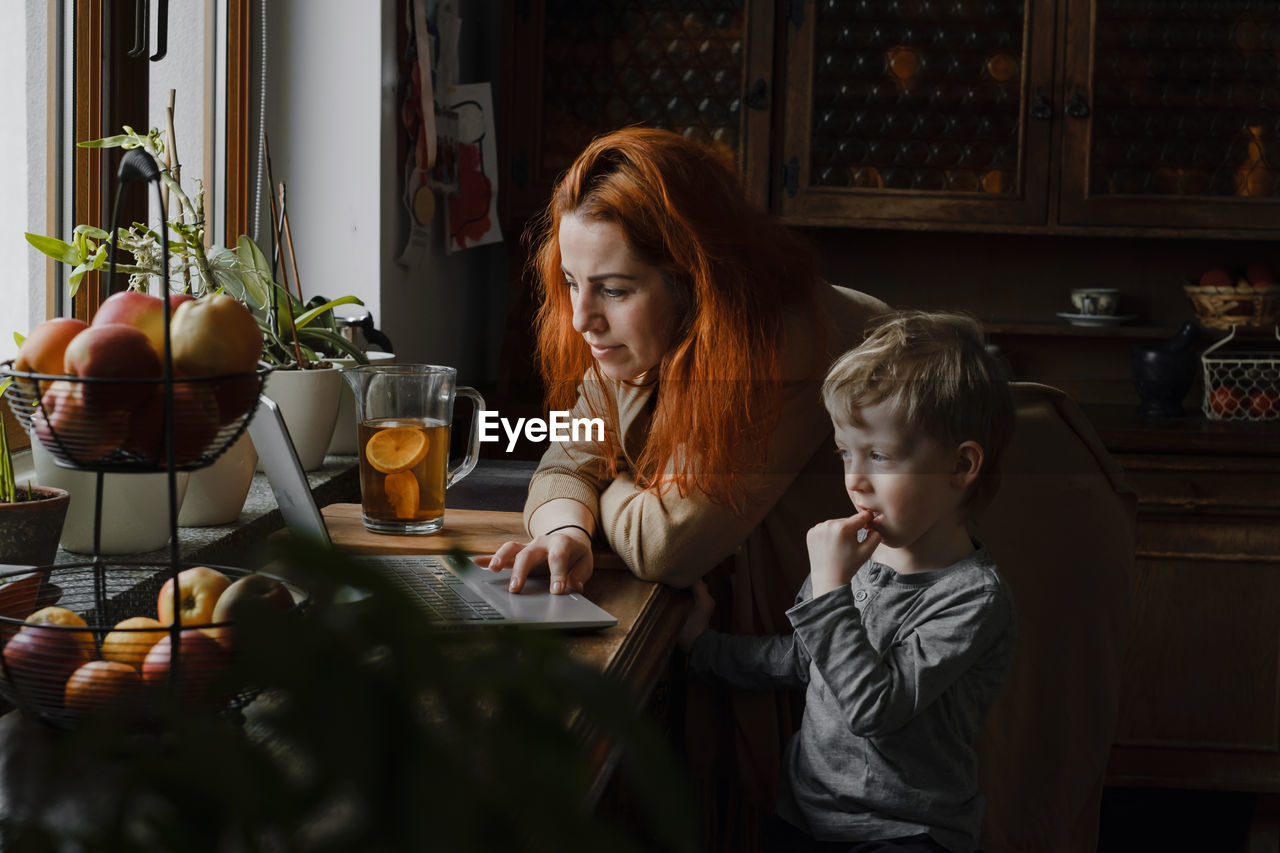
[
  {"left": 777, "top": 0, "right": 1280, "bottom": 233},
  {"left": 500, "top": 0, "right": 777, "bottom": 223},
  {"left": 1083, "top": 408, "right": 1280, "bottom": 815}
]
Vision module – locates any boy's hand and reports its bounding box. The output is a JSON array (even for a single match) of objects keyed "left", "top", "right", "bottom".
[
  {"left": 807, "top": 510, "right": 881, "bottom": 597},
  {"left": 677, "top": 580, "right": 716, "bottom": 652}
]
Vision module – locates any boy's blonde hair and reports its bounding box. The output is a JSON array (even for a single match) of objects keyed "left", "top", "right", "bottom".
[{"left": 821, "top": 310, "right": 1015, "bottom": 520}]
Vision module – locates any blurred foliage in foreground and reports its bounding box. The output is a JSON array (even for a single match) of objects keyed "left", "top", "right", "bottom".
[{"left": 0, "top": 538, "right": 697, "bottom": 853}]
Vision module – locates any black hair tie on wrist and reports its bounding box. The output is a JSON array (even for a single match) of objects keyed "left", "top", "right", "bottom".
[{"left": 545, "top": 523, "right": 593, "bottom": 542}]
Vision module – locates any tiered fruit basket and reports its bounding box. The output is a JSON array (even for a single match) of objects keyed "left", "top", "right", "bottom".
[{"left": 0, "top": 148, "right": 301, "bottom": 727}]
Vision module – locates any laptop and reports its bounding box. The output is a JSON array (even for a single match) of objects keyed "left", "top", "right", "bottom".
[{"left": 248, "top": 395, "right": 616, "bottom": 630}]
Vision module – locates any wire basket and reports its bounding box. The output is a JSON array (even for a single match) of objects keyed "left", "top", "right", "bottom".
[
  {"left": 1184, "top": 283, "right": 1280, "bottom": 330},
  {"left": 1200, "top": 327, "right": 1280, "bottom": 421},
  {"left": 1, "top": 362, "right": 270, "bottom": 472},
  {"left": 0, "top": 562, "right": 305, "bottom": 728}
]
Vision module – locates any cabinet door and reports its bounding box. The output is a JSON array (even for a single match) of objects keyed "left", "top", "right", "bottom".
[
  {"left": 1059, "top": 0, "right": 1280, "bottom": 230},
  {"left": 500, "top": 0, "right": 775, "bottom": 225},
  {"left": 777, "top": 0, "right": 1057, "bottom": 227}
]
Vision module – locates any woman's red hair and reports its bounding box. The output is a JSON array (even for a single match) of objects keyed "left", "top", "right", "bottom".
[{"left": 531, "top": 128, "right": 819, "bottom": 512}]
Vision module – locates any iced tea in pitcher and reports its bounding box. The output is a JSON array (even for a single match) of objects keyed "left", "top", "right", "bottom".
[{"left": 357, "top": 418, "right": 450, "bottom": 532}]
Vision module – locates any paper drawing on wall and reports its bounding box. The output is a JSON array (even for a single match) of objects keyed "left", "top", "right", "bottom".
[{"left": 443, "top": 83, "right": 503, "bottom": 255}]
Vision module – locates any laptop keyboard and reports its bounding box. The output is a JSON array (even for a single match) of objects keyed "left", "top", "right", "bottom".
[{"left": 377, "top": 557, "right": 506, "bottom": 623}]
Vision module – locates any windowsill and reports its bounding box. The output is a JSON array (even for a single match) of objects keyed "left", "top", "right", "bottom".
[
  {"left": 26, "top": 457, "right": 538, "bottom": 570},
  {"left": 41, "top": 456, "right": 362, "bottom": 569}
]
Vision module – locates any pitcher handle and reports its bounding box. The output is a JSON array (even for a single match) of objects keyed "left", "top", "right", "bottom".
[{"left": 447, "top": 386, "right": 486, "bottom": 488}]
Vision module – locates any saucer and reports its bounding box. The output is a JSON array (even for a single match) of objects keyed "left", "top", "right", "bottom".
[{"left": 1056, "top": 312, "right": 1138, "bottom": 327}]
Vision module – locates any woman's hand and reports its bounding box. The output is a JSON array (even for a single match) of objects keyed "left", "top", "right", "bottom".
[
  {"left": 477, "top": 528, "right": 595, "bottom": 595},
  {"left": 677, "top": 580, "right": 715, "bottom": 652},
  {"left": 806, "top": 510, "right": 880, "bottom": 597}
]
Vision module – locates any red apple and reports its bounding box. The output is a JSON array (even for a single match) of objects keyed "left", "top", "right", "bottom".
[
  {"left": 93, "top": 291, "right": 167, "bottom": 354},
  {"left": 33, "top": 379, "right": 130, "bottom": 463},
  {"left": 63, "top": 322, "right": 164, "bottom": 408},
  {"left": 64, "top": 660, "right": 143, "bottom": 716},
  {"left": 1249, "top": 388, "right": 1280, "bottom": 419},
  {"left": 1, "top": 626, "right": 92, "bottom": 711},
  {"left": 1209, "top": 385, "right": 1244, "bottom": 417},
  {"left": 125, "top": 380, "right": 222, "bottom": 465},
  {"left": 142, "top": 628, "right": 231, "bottom": 703},
  {"left": 1198, "top": 268, "right": 1233, "bottom": 290},
  {"left": 1245, "top": 262, "right": 1275, "bottom": 286},
  {"left": 170, "top": 295, "right": 263, "bottom": 377},
  {"left": 208, "top": 573, "right": 295, "bottom": 648},
  {"left": 157, "top": 567, "right": 232, "bottom": 627},
  {"left": 25, "top": 606, "right": 96, "bottom": 662},
  {"left": 13, "top": 317, "right": 88, "bottom": 377}
]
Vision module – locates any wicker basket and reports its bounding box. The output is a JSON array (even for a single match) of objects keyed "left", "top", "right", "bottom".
[{"left": 1184, "top": 283, "right": 1280, "bottom": 330}]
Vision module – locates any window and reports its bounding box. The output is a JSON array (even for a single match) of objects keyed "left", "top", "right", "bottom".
[{"left": 0, "top": 0, "right": 251, "bottom": 360}]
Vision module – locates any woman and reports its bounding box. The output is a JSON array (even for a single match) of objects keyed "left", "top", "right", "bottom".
[{"left": 485, "top": 127, "right": 886, "bottom": 847}]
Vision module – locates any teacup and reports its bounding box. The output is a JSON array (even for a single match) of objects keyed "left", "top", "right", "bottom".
[{"left": 1070, "top": 288, "right": 1120, "bottom": 316}]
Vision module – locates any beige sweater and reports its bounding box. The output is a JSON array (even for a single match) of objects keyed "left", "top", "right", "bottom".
[{"left": 524, "top": 282, "right": 887, "bottom": 609}]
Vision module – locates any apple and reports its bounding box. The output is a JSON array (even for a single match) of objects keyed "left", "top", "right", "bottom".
[
  {"left": 93, "top": 291, "right": 200, "bottom": 359},
  {"left": 64, "top": 660, "right": 142, "bottom": 716},
  {"left": 156, "top": 566, "right": 232, "bottom": 627},
  {"left": 100, "top": 616, "right": 167, "bottom": 670},
  {"left": 63, "top": 322, "right": 164, "bottom": 409},
  {"left": 1198, "top": 268, "right": 1233, "bottom": 290},
  {"left": 124, "top": 379, "right": 222, "bottom": 465},
  {"left": 13, "top": 317, "right": 88, "bottom": 377},
  {"left": 208, "top": 573, "right": 294, "bottom": 648},
  {"left": 1245, "top": 262, "right": 1276, "bottom": 286},
  {"left": 142, "top": 628, "right": 231, "bottom": 703},
  {"left": 1209, "top": 385, "right": 1244, "bottom": 417},
  {"left": 25, "top": 606, "right": 96, "bottom": 662},
  {"left": 1249, "top": 388, "right": 1280, "bottom": 419},
  {"left": 170, "top": 294, "right": 263, "bottom": 377},
  {"left": 33, "top": 380, "right": 130, "bottom": 463},
  {"left": 1, "top": 626, "right": 91, "bottom": 711}
]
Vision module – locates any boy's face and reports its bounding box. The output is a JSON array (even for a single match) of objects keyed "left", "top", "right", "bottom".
[{"left": 833, "top": 399, "right": 973, "bottom": 559}]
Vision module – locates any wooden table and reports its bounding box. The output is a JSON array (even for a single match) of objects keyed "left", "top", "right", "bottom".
[{"left": 320, "top": 503, "right": 691, "bottom": 802}]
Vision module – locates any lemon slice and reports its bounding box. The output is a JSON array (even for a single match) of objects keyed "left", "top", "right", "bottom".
[
  {"left": 365, "top": 427, "right": 430, "bottom": 473},
  {"left": 385, "top": 470, "right": 420, "bottom": 519}
]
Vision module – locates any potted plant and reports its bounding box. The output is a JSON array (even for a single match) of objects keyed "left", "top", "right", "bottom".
[
  {"left": 25, "top": 125, "right": 368, "bottom": 526},
  {"left": 0, "top": 378, "right": 69, "bottom": 567}
]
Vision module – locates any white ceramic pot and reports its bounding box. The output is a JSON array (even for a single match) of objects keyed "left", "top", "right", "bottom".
[
  {"left": 327, "top": 351, "right": 397, "bottom": 455},
  {"left": 178, "top": 431, "right": 259, "bottom": 526},
  {"left": 256, "top": 366, "right": 343, "bottom": 471},
  {"left": 31, "top": 442, "right": 190, "bottom": 555}
]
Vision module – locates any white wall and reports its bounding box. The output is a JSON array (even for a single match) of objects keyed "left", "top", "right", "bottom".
[
  {"left": 259, "top": 0, "right": 508, "bottom": 387},
  {"left": 148, "top": 0, "right": 208, "bottom": 233},
  {"left": 260, "top": 0, "right": 383, "bottom": 324},
  {"left": 0, "top": 3, "right": 48, "bottom": 357}
]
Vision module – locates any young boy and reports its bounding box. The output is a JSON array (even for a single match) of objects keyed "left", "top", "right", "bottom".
[{"left": 680, "top": 310, "right": 1017, "bottom": 853}]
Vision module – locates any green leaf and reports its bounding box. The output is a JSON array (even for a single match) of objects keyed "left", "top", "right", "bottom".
[
  {"left": 76, "top": 133, "right": 133, "bottom": 149},
  {"left": 294, "top": 296, "right": 365, "bottom": 330},
  {"left": 235, "top": 236, "right": 272, "bottom": 307},
  {"left": 12, "top": 332, "right": 24, "bottom": 348},
  {"left": 297, "top": 326, "right": 367, "bottom": 361},
  {"left": 24, "top": 233, "right": 81, "bottom": 266},
  {"left": 68, "top": 263, "right": 89, "bottom": 287},
  {"left": 73, "top": 224, "right": 109, "bottom": 241}
]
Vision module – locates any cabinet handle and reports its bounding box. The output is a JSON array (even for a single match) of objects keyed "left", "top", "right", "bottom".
[
  {"left": 1066, "top": 91, "right": 1091, "bottom": 119},
  {"left": 746, "top": 79, "right": 768, "bottom": 111},
  {"left": 1030, "top": 92, "right": 1052, "bottom": 120}
]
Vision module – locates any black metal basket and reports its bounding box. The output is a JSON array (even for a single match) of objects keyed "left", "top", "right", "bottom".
[
  {"left": 0, "top": 562, "right": 306, "bottom": 728},
  {"left": 1, "top": 362, "right": 271, "bottom": 472}
]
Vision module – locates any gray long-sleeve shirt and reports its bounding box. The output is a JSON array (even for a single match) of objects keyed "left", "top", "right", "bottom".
[{"left": 688, "top": 547, "right": 1015, "bottom": 853}]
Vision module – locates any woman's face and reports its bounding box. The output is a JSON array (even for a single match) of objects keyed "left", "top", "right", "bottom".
[{"left": 558, "top": 213, "right": 678, "bottom": 381}]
